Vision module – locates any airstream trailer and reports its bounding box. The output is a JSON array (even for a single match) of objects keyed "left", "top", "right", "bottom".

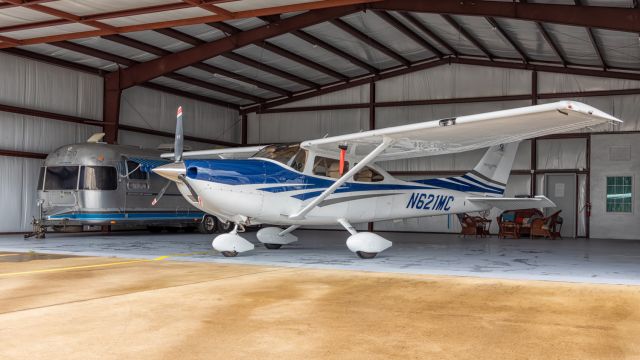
[{"left": 30, "top": 140, "right": 221, "bottom": 238}]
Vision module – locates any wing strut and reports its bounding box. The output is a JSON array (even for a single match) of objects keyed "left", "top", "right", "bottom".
[{"left": 289, "top": 137, "right": 394, "bottom": 220}]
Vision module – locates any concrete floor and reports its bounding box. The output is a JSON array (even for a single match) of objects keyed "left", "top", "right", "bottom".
[
  {"left": 1, "top": 252, "right": 639, "bottom": 360},
  {"left": 1, "top": 230, "right": 639, "bottom": 285}
]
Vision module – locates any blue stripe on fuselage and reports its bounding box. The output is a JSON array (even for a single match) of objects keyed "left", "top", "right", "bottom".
[{"left": 184, "top": 158, "right": 503, "bottom": 199}]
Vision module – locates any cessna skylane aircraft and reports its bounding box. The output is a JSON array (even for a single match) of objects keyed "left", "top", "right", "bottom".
[{"left": 151, "top": 102, "right": 621, "bottom": 258}]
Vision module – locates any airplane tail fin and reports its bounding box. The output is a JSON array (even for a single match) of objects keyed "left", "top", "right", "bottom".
[{"left": 460, "top": 142, "right": 520, "bottom": 197}]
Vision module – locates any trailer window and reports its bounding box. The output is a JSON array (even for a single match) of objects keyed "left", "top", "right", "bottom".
[
  {"left": 80, "top": 166, "right": 117, "bottom": 190},
  {"left": 37, "top": 167, "right": 45, "bottom": 190},
  {"left": 44, "top": 166, "right": 79, "bottom": 190},
  {"left": 126, "top": 160, "right": 148, "bottom": 180}
]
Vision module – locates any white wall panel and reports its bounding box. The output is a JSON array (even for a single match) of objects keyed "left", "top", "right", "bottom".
[
  {"left": 118, "top": 130, "right": 216, "bottom": 151},
  {"left": 539, "top": 72, "right": 640, "bottom": 93},
  {"left": 120, "top": 86, "right": 240, "bottom": 144},
  {"left": 0, "top": 157, "right": 42, "bottom": 232},
  {"left": 273, "top": 84, "right": 369, "bottom": 108},
  {"left": 376, "top": 64, "right": 530, "bottom": 102},
  {"left": 536, "top": 138, "right": 587, "bottom": 170},
  {"left": 248, "top": 109, "right": 369, "bottom": 144},
  {"left": 0, "top": 51, "right": 103, "bottom": 119}
]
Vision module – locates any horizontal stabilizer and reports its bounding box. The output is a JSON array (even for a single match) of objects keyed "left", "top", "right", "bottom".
[{"left": 466, "top": 195, "right": 556, "bottom": 210}]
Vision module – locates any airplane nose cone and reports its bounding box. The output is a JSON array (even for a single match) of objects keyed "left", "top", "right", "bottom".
[{"left": 153, "top": 162, "right": 186, "bottom": 182}]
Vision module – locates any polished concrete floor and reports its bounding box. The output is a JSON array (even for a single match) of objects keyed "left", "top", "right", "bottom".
[
  {"left": 1, "top": 230, "right": 639, "bottom": 285},
  {"left": 1, "top": 252, "right": 639, "bottom": 360}
]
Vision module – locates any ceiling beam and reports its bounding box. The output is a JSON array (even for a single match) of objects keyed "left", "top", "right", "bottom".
[
  {"left": 109, "top": 6, "right": 361, "bottom": 90},
  {"left": 290, "top": 29, "right": 379, "bottom": 74},
  {"left": 102, "top": 34, "right": 291, "bottom": 96},
  {"left": 209, "top": 21, "right": 348, "bottom": 81},
  {"left": 2, "top": 1, "right": 116, "bottom": 31},
  {"left": 182, "top": 0, "right": 235, "bottom": 17},
  {"left": 51, "top": 41, "right": 252, "bottom": 105},
  {"left": 536, "top": 22, "right": 567, "bottom": 66},
  {"left": 485, "top": 17, "right": 528, "bottom": 63},
  {"left": 0, "top": 0, "right": 376, "bottom": 48},
  {"left": 574, "top": 0, "right": 607, "bottom": 70},
  {"left": 241, "top": 55, "right": 640, "bottom": 114},
  {"left": 373, "top": 10, "right": 443, "bottom": 58},
  {"left": 330, "top": 18, "right": 410, "bottom": 66},
  {"left": 370, "top": 0, "right": 640, "bottom": 33},
  {"left": 155, "top": 27, "right": 318, "bottom": 89},
  {"left": 398, "top": 12, "right": 458, "bottom": 56},
  {"left": 441, "top": 14, "right": 493, "bottom": 60}
]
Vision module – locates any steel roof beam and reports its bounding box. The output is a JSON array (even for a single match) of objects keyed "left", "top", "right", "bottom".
[
  {"left": 291, "top": 29, "right": 379, "bottom": 74},
  {"left": 536, "top": 22, "right": 567, "bottom": 66},
  {"left": 574, "top": 0, "right": 608, "bottom": 70},
  {"left": 373, "top": 10, "right": 443, "bottom": 58},
  {"left": 398, "top": 12, "right": 458, "bottom": 57},
  {"left": 241, "top": 55, "right": 640, "bottom": 114},
  {"left": 110, "top": 6, "right": 360, "bottom": 90},
  {"left": 52, "top": 41, "right": 256, "bottom": 105},
  {"left": 370, "top": 0, "right": 640, "bottom": 33},
  {"left": 442, "top": 14, "right": 493, "bottom": 60},
  {"left": 102, "top": 34, "right": 291, "bottom": 96},
  {"left": 485, "top": 17, "right": 528, "bottom": 63},
  {"left": 209, "top": 21, "right": 348, "bottom": 81},
  {"left": 330, "top": 18, "right": 411, "bottom": 66},
  {"left": 155, "top": 27, "right": 319, "bottom": 89},
  {"left": 0, "top": 0, "right": 374, "bottom": 48}
]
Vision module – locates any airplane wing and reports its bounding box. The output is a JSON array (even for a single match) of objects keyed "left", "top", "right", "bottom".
[
  {"left": 161, "top": 145, "right": 265, "bottom": 160},
  {"left": 466, "top": 195, "right": 556, "bottom": 210},
  {"left": 300, "top": 101, "right": 621, "bottom": 162}
]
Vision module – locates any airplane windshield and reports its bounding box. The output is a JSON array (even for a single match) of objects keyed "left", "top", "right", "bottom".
[{"left": 253, "top": 144, "right": 302, "bottom": 166}]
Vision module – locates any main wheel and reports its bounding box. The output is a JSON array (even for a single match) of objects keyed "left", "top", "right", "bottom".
[
  {"left": 356, "top": 251, "right": 378, "bottom": 259},
  {"left": 218, "top": 220, "right": 233, "bottom": 233},
  {"left": 199, "top": 215, "right": 217, "bottom": 234},
  {"left": 221, "top": 251, "right": 238, "bottom": 257},
  {"left": 264, "top": 243, "right": 282, "bottom": 250}
]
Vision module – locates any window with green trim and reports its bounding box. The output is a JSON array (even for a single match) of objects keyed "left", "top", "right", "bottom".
[{"left": 606, "top": 176, "right": 632, "bottom": 213}]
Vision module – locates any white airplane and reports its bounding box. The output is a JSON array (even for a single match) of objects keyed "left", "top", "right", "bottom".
[{"left": 151, "top": 102, "right": 621, "bottom": 258}]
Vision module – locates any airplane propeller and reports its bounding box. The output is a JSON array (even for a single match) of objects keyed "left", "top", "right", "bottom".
[{"left": 152, "top": 106, "right": 188, "bottom": 206}]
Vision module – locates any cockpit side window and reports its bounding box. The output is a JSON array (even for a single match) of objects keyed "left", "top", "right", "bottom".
[
  {"left": 289, "top": 149, "right": 307, "bottom": 172},
  {"left": 126, "top": 160, "right": 148, "bottom": 180},
  {"left": 254, "top": 144, "right": 302, "bottom": 166}
]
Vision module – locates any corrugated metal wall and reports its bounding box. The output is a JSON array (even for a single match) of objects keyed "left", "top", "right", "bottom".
[{"left": 0, "top": 51, "right": 240, "bottom": 232}]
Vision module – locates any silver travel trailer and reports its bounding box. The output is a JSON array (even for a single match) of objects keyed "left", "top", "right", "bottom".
[{"left": 29, "top": 137, "right": 222, "bottom": 238}]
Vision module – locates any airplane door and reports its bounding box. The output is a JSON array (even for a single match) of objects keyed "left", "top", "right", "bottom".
[{"left": 545, "top": 174, "right": 576, "bottom": 238}]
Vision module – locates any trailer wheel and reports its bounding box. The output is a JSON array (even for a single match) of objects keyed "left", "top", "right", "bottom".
[
  {"left": 199, "top": 215, "right": 217, "bottom": 234},
  {"left": 218, "top": 220, "right": 233, "bottom": 233}
]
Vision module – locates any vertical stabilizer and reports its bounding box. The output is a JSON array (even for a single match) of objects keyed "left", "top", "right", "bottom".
[{"left": 462, "top": 142, "right": 520, "bottom": 197}]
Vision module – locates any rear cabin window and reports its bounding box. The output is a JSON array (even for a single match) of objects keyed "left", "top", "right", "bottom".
[
  {"left": 354, "top": 167, "right": 384, "bottom": 182},
  {"left": 313, "top": 156, "right": 349, "bottom": 179},
  {"left": 44, "top": 166, "right": 79, "bottom": 190},
  {"left": 80, "top": 166, "right": 117, "bottom": 190},
  {"left": 126, "top": 160, "right": 148, "bottom": 180}
]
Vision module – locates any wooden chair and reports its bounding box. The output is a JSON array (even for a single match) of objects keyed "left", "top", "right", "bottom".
[
  {"left": 497, "top": 216, "right": 520, "bottom": 239},
  {"left": 530, "top": 210, "right": 563, "bottom": 239},
  {"left": 457, "top": 214, "right": 491, "bottom": 238}
]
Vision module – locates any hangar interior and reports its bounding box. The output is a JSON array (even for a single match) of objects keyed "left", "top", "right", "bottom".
[
  {"left": 2, "top": 2, "right": 640, "bottom": 359},
  {"left": 0, "top": 0, "right": 638, "bottom": 239}
]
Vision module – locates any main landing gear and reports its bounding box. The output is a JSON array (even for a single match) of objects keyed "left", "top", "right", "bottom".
[{"left": 338, "top": 218, "right": 392, "bottom": 259}]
